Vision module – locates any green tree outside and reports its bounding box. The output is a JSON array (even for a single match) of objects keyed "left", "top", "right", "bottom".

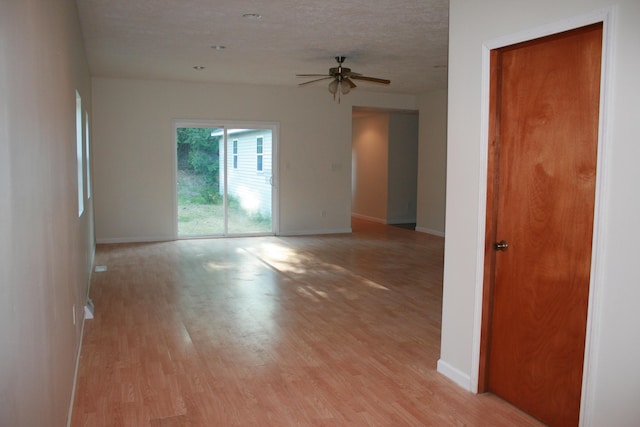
[{"left": 177, "top": 127, "right": 221, "bottom": 203}]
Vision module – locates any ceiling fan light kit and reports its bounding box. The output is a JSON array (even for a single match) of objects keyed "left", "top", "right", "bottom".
[{"left": 297, "top": 56, "right": 390, "bottom": 103}]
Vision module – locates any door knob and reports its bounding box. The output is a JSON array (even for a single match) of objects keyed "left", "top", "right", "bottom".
[{"left": 494, "top": 240, "right": 509, "bottom": 251}]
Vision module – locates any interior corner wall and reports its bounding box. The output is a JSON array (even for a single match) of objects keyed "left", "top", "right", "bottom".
[
  {"left": 387, "top": 113, "right": 419, "bottom": 224},
  {"left": 416, "top": 90, "right": 447, "bottom": 236},
  {"left": 0, "top": 0, "right": 94, "bottom": 425},
  {"left": 443, "top": 1, "right": 640, "bottom": 425},
  {"left": 351, "top": 112, "right": 390, "bottom": 222}
]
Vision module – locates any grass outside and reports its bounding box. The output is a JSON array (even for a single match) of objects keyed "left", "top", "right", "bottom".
[{"left": 177, "top": 170, "right": 272, "bottom": 236}]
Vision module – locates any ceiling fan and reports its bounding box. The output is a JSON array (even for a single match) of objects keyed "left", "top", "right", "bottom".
[{"left": 296, "top": 56, "right": 390, "bottom": 102}]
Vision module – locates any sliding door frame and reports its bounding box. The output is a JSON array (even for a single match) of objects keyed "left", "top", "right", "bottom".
[{"left": 172, "top": 119, "right": 279, "bottom": 238}]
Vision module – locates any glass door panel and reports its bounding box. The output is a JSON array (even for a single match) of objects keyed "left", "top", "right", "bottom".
[
  {"left": 176, "top": 127, "right": 224, "bottom": 237},
  {"left": 225, "top": 128, "right": 273, "bottom": 234},
  {"left": 176, "top": 124, "right": 274, "bottom": 237}
]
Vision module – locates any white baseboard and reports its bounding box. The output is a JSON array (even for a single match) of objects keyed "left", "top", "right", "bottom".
[
  {"left": 97, "top": 229, "right": 360, "bottom": 242},
  {"left": 386, "top": 218, "right": 417, "bottom": 225},
  {"left": 96, "top": 235, "right": 173, "bottom": 244},
  {"left": 437, "top": 359, "right": 472, "bottom": 391},
  {"left": 415, "top": 226, "right": 445, "bottom": 237},
  {"left": 66, "top": 308, "right": 87, "bottom": 427},
  {"left": 279, "top": 228, "right": 352, "bottom": 236},
  {"left": 351, "top": 213, "right": 386, "bottom": 224}
]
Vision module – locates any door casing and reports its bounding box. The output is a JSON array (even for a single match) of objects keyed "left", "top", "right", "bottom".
[{"left": 470, "top": 7, "right": 614, "bottom": 426}]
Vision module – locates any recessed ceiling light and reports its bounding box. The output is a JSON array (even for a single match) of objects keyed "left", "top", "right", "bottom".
[
  {"left": 242, "top": 13, "right": 262, "bottom": 19},
  {"left": 210, "top": 45, "right": 226, "bottom": 50},
  {"left": 193, "top": 66, "right": 205, "bottom": 70}
]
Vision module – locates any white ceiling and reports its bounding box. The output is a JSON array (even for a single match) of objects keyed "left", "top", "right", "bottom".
[{"left": 76, "top": 0, "right": 449, "bottom": 94}]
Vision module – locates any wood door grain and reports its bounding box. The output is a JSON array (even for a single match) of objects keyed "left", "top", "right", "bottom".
[{"left": 484, "top": 23, "right": 602, "bottom": 427}]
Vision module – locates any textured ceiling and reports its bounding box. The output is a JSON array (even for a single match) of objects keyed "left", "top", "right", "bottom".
[{"left": 76, "top": 0, "right": 449, "bottom": 94}]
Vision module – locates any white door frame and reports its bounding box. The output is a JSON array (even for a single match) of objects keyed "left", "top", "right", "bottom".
[{"left": 470, "top": 7, "right": 614, "bottom": 426}]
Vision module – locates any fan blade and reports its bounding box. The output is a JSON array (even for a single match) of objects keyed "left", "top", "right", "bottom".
[
  {"left": 298, "top": 77, "right": 333, "bottom": 86},
  {"left": 296, "top": 74, "right": 331, "bottom": 77},
  {"left": 343, "top": 77, "right": 357, "bottom": 89},
  {"left": 351, "top": 75, "right": 390, "bottom": 85}
]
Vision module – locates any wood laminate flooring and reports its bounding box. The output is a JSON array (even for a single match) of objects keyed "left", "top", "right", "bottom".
[{"left": 70, "top": 219, "right": 542, "bottom": 426}]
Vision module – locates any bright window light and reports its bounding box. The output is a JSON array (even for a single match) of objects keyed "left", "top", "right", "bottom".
[{"left": 76, "top": 91, "right": 84, "bottom": 216}]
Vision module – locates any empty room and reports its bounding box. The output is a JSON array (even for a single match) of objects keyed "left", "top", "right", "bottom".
[{"left": 1, "top": 0, "right": 639, "bottom": 426}]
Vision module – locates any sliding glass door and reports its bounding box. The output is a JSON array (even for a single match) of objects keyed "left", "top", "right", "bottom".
[{"left": 175, "top": 122, "right": 277, "bottom": 237}]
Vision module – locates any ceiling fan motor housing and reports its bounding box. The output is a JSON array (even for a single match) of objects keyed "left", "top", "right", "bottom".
[
  {"left": 296, "top": 55, "right": 389, "bottom": 101},
  {"left": 330, "top": 67, "right": 351, "bottom": 78}
]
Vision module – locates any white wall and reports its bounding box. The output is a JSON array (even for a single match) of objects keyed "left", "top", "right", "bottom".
[
  {"left": 416, "top": 90, "right": 447, "bottom": 236},
  {"left": 92, "top": 78, "right": 418, "bottom": 240},
  {"left": 441, "top": 1, "right": 640, "bottom": 425},
  {"left": 0, "top": 0, "right": 94, "bottom": 425},
  {"left": 351, "top": 112, "right": 390, "bottom": 222},
  {"left": 387, "top": 113, "right": 419, "bottom": 224}
]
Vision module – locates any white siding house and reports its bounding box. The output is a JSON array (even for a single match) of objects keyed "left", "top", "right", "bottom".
[{"left": 217, "top": 129, "right": 272, "bottom": 218}]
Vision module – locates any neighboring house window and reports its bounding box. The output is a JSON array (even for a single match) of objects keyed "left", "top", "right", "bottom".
[
  {"left": 233, "top": 140, "right": 238, "bottom": 169},
  {"left": 256, "top": 137, "right": 263, "bottom": 172}
]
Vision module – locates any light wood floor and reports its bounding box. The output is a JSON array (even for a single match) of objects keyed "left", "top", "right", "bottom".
[{"left": 71, "top": 219, "right": 542, "bottom": 426}]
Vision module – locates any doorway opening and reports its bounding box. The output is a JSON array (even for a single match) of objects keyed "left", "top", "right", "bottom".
[
  {"left": 174, "top": 121, "right": 278, "bottom": 238},
  {"left": 351, "top": 107, "right": 419, "bottom": 227}
]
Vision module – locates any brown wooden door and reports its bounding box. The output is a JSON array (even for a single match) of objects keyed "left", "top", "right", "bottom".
[{"left": 482, "top": 23, "right": 602, "bottom": 427}]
